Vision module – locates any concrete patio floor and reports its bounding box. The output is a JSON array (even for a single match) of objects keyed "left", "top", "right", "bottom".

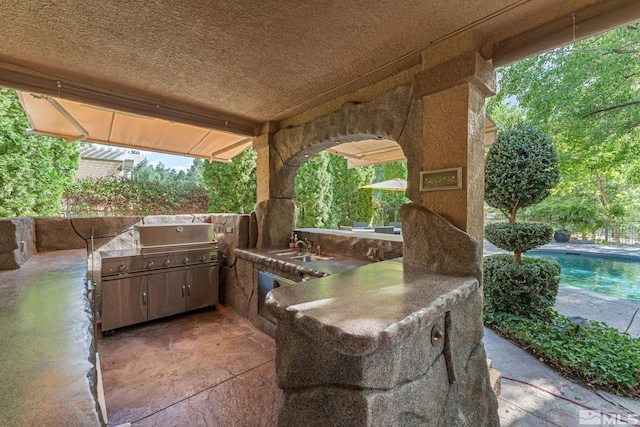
[
  {"left": 98, "top": 306, "right": 280, "bottom": 426},
  {"left": 98, "top": 295, "right": 639, "bottom": 427}
]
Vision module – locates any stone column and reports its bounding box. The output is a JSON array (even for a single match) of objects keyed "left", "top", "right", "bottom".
[
  {"left": 412, "top": 51, "right": 495, "bottom": 245},
  {"left": 254, "top": 127, "right": 296, "bottom": 249}
]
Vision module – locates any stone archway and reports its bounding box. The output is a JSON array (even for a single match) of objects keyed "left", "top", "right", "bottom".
[
  {"left": 254, "top": 84, "right": 423, "bottom": 248},
  {"left": 258, "top": 51, "right": 501, "bottom": 427},
  {"left": 274, "top": 84, "right": 422, "bottom": 201}
]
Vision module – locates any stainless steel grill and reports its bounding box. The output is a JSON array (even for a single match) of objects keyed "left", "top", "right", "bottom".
[
  {"left": 100, "top": 223, "right": 219, "bottom": 331},
  {"left": 101, "top": 224, "right": 218, "bottom": 276}
]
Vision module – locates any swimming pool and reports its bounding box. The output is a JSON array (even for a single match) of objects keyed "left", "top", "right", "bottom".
[{"left": 525, "top": 251, "right": 640, "bottom": 302}]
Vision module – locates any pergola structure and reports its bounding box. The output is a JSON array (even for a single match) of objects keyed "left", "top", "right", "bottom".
[{"left": 2, "top": 1, "right": 639, "bottom": 425}]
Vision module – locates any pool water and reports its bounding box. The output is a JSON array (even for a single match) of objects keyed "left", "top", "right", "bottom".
[{"left": 525, "top": 251, "right": 640, "bottom": 302}]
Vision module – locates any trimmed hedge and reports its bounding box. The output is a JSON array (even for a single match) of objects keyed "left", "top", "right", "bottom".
[
  {"left": 485, "top": 222, "right": 553, "bottom": 253},
  {"left": 483, "top": 254, "right": 561, "bottom": 317}
]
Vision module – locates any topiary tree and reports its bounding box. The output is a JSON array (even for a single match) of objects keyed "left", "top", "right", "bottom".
[
  {"left": 484, "top": 123, "right": 561, "bottom": 317},
  {"left": 485, "top": 124, "right": 560, "bottom": 262}
]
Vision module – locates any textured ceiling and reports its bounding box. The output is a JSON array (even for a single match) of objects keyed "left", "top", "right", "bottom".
[{"left": 0, "top": 0, "right": 637, "bottom": 137}]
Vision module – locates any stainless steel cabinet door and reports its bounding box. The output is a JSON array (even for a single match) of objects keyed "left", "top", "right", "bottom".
[
  {"left": 101, "top": 275, "right": 148, "bottom": 331},
  {"left": 147, "top": 269, "right": 187, "bottom": 321},
  {"left": 186, "top": 265, "right": 218, "bottom": 311}
]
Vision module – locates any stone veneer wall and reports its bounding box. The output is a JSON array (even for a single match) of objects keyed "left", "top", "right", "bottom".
[
  {"left": 274, "top": 287, "right": 499, "bottom": 426},
  {"left": 293, "top": 229, "right": 403, "bottom": 261},
  {"left": 0, "top": 217, "right": 37, "bottom": 270}
]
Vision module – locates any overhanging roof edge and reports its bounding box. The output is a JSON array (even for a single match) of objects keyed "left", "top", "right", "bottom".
[{"left": 1, "top": 66, "right": 256, "bottom": 137}]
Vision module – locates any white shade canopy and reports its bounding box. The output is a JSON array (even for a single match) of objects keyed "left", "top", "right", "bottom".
[
  {"left": 328, "top": 116, "right": 498, "bottom": 168},
  {"left": 18, "top": 92, "right": 252, "bottom": 163},
  {"left": 327, "top": 139, "right": 405, "bottom": 169}
]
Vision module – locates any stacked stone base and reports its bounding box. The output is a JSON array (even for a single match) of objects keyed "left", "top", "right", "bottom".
[{"left": 274, "top": 290, "right": 500, "bottom": 427}]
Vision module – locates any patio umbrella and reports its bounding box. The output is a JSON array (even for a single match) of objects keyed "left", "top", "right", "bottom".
[
  {"left": 360, "top": 178, "right": 407, "bottom": 191},
  {"left": 361, "top": 178, "right": 407, "bottom": 225}
]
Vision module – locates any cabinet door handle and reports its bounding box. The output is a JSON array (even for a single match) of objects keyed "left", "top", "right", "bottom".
[
  {"left": 187, "top": 284, "right": 191, "bottom": 296},
  {"left": 182, "top": 285, "right": 186, "bottom": 297},
  {"left": 142, "top": 292, "right": 147, "bottom": 305}
]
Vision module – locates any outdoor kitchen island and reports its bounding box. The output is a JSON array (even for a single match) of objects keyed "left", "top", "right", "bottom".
[{"left": 265, "top": 258, "right": 498, "bottom": 426}]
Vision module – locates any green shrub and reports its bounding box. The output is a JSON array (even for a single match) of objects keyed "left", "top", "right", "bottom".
[
  {"left": 485, "top": 124, "right": 559, "bottom": 221},
  {"left": 485, "top": 222, "right": 553, "bottom": 253},
  {"left": 483, "top": 254, "right": 560, "bottom": 317},
  {"left": 485, "top": 310, "right": 640, "bottom": 398}
]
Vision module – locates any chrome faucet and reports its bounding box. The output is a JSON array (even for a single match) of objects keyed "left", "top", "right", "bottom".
[{"left": 294, "top": 239, "right": 309, "bottom": 251}]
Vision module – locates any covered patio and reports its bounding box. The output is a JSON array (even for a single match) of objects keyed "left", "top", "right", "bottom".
[{"left": 2, "top": 1, "right": 640, "bottom": 426}]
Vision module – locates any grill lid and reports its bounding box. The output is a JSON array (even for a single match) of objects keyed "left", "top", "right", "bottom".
[{"left": 136, "top": 224, "right": 214, "bottom": 247}]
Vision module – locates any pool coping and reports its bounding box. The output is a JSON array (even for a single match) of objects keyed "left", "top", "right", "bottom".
[{"left": 528, "top": 243, "right": 640, "bottom": 261}]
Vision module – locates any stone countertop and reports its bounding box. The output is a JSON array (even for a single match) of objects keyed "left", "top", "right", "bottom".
[
  {"left": 0, "top": 250, "right": 102, "bottom": 426},
  {"left": 234, "top": 248, "right": 371, "bottom": 277},
  {"left": 266, "top": 258, "right": 478, "bottom": 357}
]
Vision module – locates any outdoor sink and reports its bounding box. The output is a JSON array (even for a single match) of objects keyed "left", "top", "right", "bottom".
[
  {"left": 270, "top": 249, "right": 305, "bottom": 257},
  {"left": 291, "top": 254, "right": 334, "bottom": 262},
  {"left": 269, "top": 249, "right": 334, "bottom": 263}
]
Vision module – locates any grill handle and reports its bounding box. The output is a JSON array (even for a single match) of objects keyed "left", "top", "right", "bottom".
[{"left": 142, "top": 292, "right": 147, "bottom": 305}]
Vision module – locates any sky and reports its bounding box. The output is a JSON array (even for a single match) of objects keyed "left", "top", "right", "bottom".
[
  {"left": 89, "top": 143, "right": 197, "bottom": 172},
  {"left": 143, "top": 151, "right": 196, "bottom": 172}
]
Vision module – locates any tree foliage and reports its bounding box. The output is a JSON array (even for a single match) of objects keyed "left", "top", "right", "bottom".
[
  {"left": 64, "top": 176, "right": 208, "bottom": 216},
  {"left": 295, "top": 151, "right": 333, "bottom": 227},
  {"left": 294, "top": 153, "right": 398, "bottom": 228},
  {"left": 484, "top": 255, "right": 560, "bottom": 317},
  {"left": 485, "top": 222, "right": 554, "bottom": 254},
  {"left": 131, "top": 158, "right": 204, "bottom": 187},
  {"left": 64, "top": 157, "right": 208, "bottom": 216},
  {"left": 328, "top": 155, "right": 375, "bottom": 228},
  {"left": 489, "top": 23, "right": 640, "bottom": 241},
  {"left": 483, "top": 124, "right": 561, "bottom": 317},
  {"left": 203, "top": 147, "right": 257, "bottom": 214},
  {"left": 0, "top": 88, "right": 79, "bottom": 217},
  {"left": 485, "top": 124, "right": 560, "bottom": 223}
]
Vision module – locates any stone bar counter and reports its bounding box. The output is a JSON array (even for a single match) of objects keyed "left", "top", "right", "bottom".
[{"left": 266, "top": 258, "right": 499, "bottom": 426}]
